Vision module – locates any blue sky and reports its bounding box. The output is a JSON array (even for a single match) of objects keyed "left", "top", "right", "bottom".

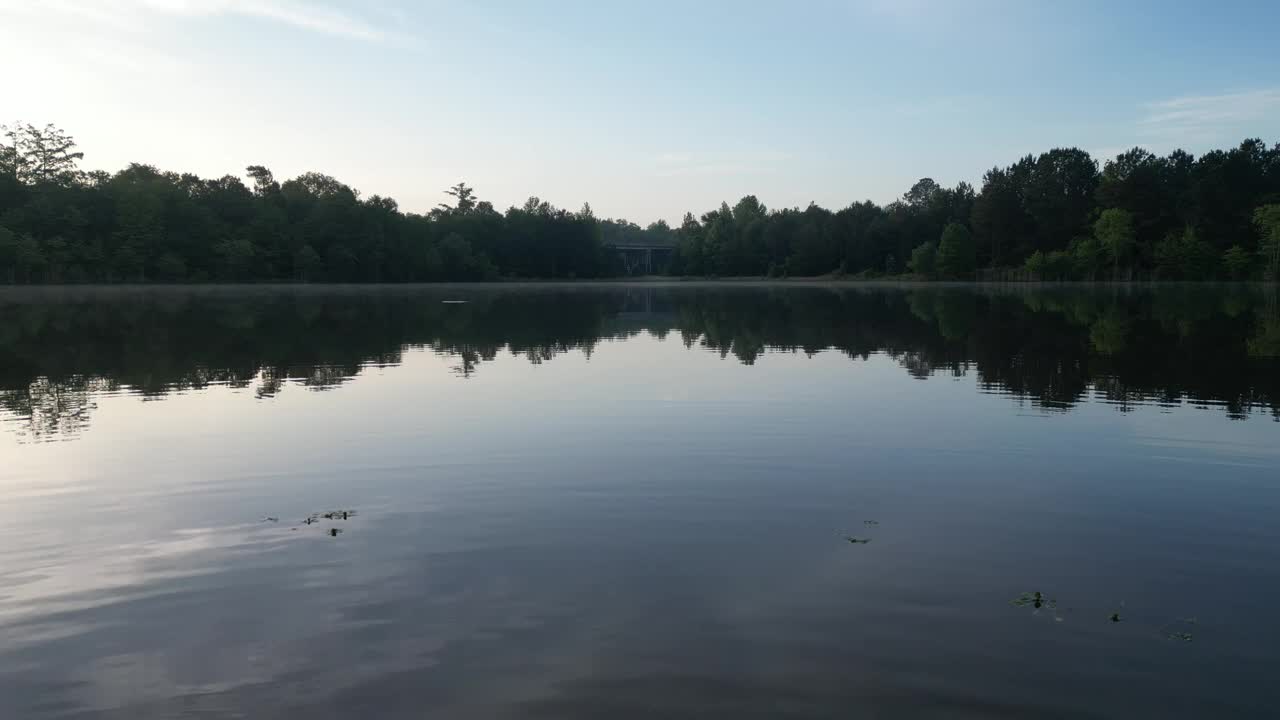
[{"left": 2, "top": 0, "right": 1278, "bottom": 223}]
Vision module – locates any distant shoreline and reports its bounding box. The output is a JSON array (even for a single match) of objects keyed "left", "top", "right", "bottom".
[{"left": 0, "top": 277, "right": 1273, "bottom": 292}]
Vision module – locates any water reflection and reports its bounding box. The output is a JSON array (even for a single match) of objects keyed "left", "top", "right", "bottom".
[
  {"left": 3, "top": 284, "right": 1280, "bottom": 719},
  {"left": 2, "top": 283, "right": 1277, "bottom": 440}
]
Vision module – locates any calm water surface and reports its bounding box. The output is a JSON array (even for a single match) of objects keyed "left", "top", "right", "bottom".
[{"left": 2, "top": 283, "right": 1279, "bottom": 719}]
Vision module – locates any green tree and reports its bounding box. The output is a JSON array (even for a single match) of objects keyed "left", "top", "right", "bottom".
[
  {"left": 0, "top": 225, "right": 16, "bottom": 282},
  {"left": 1069, "top": 236, "right": 1106, "bottom": 279},
  {"left": 972, "top": 161, "right": 1034, "bottom": 266},
  {"left": 1096, "top": 147, "right": 1188, "bottom": 252},
  {"left": 1255, "top": 205, "right": 1280, "bottom": 281},
  {"left": 1155, "top": 226, "right": 1217, "bottom": 279},
  {"left": 935, "top": 223, "right": 976, "bottom": 278},
  {"left": 245, "top": 165, "right": 280, "bottom": 197},
  {"left": 1222, "top": 245, "right": 1253, "bottom": 280},
  {"left": 215, "top": 237, "right": 255, "bottom": 280},
  {"left": 1, "top": 123, "right": 84, "bottom": 186},
  {"left": 439, "top": 182, "right": 477, "bottom": 214},
  {"left": 294, "top": 244, "right": 322, "bottom": 281},
  {"left": 1024, "top": 148, "right": 1099, "bottom": 253},
  {"left": 674, "top": 212, "right": 705, "bottom": 275},
  {"left": 1025, "top": 250, "right": 1048, "bottom": 279},
  {"left": 1095, "top": 208, "right": 1135, "bottom": 279},
  {"left": 908, "top": 241, "right": 937, "bottom": 277},
  {"left": 155, "top": 251, "right": 187, "bottom": 281}
]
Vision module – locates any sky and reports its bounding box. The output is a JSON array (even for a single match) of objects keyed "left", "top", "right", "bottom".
[{"left": 2, "top": 0, "right": 1279, "bottom": 224}]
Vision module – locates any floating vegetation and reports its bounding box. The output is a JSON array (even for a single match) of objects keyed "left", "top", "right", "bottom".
[
  {"left": 845, "top": 522, "right": 878, "bottom": 545},
  {"left": 273, "top": 509, "right": 357, "bottom": 535},
  {"left": 1161, "top": 617, "right": 1197, "bottom": 642},
  {"left": 299, "top": 509, "right": 357, "bottom": 525},
  {"left": 1006, "top": 594, "right": 1201, "bottom": 637},
  {"left": 1109, "top": 600, "right": 1126, "bottom": 623},
  {"left": 1010, "top": 591, "right": 1066, "bottom": 622},
  {"left": 1010, "top": 591, "right": 1049, "bottom": 609}
]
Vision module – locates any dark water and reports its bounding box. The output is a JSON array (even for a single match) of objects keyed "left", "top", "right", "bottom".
[{"left": 2, "top": 283, "right": 1279, "bottom": 719}]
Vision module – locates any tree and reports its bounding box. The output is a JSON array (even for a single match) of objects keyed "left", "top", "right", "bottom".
[
  {"left": 903, "top": 178, "right": 942, "bottom": 209},
  {"left": 245, "top": 165, "right": 280, "bottom": 197},
  {"left": 215, "top": 236, "right": 255, "bottom": 280},
  {"left": 2, "top": 120, "right": 1277, "bottom": 285},
  {"left": 1024, "top": 148, "right": 1099, "bottom": 254},
  {"left": 295, "top": 244, "right": 323, "bottom": 281},
  {"left": 1096, "top": 147, "right": 1184, "bottom": 252},
  {"left": 908, "top": 241, "right": 937, "bottom": 277},
  {"left": 1025, "top": 250, "right": 1048, "bottom": 279},
  {"left": 1154, "top": 226, "right": 1217, "bottom": 279},
  {"left": 936, "top": 223, "right": 976, "bottom": 278},
  {"left": 1222, "top": 245, "right": 1253, "bottom": 280},
  {"left": 1095, "top": 208, "right": 1135, "bottom": 279},
  {"left": 0, "top": 225, "right": 16, "bottom": 282},
  {"left": 439, "top": 183, "right": 477, "bottom": 214},
  {"left": 1, "top": 123, "right": 84, "bottom": 186},
  {"left": 972, "top": 164, "right": 1030, "bottom": 267},
  {"left": 674, "top": 212, "right": 705, "bottom": 275},
  {"left": 0, "top": 142, "right": 16, "bottom": 186},
  {"left": 155, "top": 251, "right": 187, "bottom": 281},
  {"left": 1194, "top": 141, "right": 1277, "bottom": 253},
  {"left": 1255, "top": 204, "right": 1280, "bottom": 281},
  {"left": 1069, "top": 236, "right": 1106, "bottom": 280}
]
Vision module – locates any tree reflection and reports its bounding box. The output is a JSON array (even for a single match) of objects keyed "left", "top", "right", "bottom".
[{"left": 1, "top": 284, "right": 1277, "bottom": 439}]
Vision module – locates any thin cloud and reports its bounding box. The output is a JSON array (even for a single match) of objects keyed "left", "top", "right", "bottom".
[
  {"left": 0, "top": 0, "right": 141, "bottom": 32},
  {"left": 1139, "top": 89, "right": 1280, "bottom": 145},
  {"left": 165, "top": 0, "right": 390, "bottom": 42},
  {"left": 0, "top": 0, "right": 395, "bottom": 43}
]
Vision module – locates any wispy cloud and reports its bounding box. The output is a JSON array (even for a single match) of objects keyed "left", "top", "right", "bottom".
[
  {"left": 1139, "top": 89, "right": 1280, "bottom": 146},
  {"left": 0, "top": 0, "right": 394, "bottom": 43},
  {"left": 138, "top": 0, "right": 391, "bottom": 42}
]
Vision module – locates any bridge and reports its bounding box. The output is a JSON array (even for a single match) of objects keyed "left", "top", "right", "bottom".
[{"left": 606, "top": 238, "right": 677, "bottom": 275}]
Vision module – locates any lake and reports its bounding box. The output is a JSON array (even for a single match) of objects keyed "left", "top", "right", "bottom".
[{"left": 2, "top": 283, "right": 1279, "bottom": 719}]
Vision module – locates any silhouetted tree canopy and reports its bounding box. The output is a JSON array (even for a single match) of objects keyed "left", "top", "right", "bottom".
[{"left": 1, "top": 124, "right": 1278, "bottom": 283}]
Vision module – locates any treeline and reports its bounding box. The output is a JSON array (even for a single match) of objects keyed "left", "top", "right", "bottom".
[
  {"left": 2, "top": 123, "right": 1279, "bottom": 283},
  {"left": 0, "top": 124, "right": 627, "bottom": 283},
  {"left": 667, "top": 144, "right": 1280, "bottom": 281}
]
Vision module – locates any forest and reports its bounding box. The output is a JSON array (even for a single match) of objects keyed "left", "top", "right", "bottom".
[{"left": 2, "top": 123, "right": 1279, "bottom": 283}]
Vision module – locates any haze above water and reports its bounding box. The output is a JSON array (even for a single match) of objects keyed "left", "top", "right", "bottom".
[{"left": 2, "top": 284, "right": 1279, "bottom": 719}]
